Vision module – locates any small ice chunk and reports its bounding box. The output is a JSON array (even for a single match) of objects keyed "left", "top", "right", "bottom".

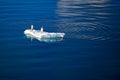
[{"left": 24, "top": 26, "right": 65, "bottom": 42}]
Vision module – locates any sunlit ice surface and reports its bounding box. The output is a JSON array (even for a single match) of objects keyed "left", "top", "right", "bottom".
[{"left": 24, "top": 27, "right": 65, "bottom": 42}]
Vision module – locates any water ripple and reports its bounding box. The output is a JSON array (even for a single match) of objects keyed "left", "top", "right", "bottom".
[{"left": 56, "top": 0, "right": 115, "bottom": 40}]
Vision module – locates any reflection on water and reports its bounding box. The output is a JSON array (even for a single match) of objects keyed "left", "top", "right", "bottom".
[
  {"left": 25, "top": 34, "right": 63, "bottom": 42},
  {"left": 56, "top": 0, "right": 112, "bottom": 40},
  {"left": 0, "top": 0, "right": 120, "bottom": 80}
]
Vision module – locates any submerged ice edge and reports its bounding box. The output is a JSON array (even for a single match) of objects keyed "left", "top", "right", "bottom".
[{"left": 25, "top": 34, "right": 64, "bottom": 42}]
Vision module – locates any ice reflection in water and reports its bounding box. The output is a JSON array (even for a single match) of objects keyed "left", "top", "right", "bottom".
[{"left": 56, "top": 0, "right": 112, "bottom": 40}]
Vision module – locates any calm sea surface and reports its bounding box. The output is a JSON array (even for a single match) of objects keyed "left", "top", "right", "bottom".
[{"left": 0, "top": 0, "right": 120, "bottom": 80}]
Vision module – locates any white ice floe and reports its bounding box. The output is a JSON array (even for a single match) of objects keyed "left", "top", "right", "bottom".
[{"left": 24, "top": 25, "right": 65, "bottom": 42}]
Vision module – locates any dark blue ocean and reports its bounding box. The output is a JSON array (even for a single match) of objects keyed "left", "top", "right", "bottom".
[{"left": 0, "top": 0, "right": 120, "bottom": 80}]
